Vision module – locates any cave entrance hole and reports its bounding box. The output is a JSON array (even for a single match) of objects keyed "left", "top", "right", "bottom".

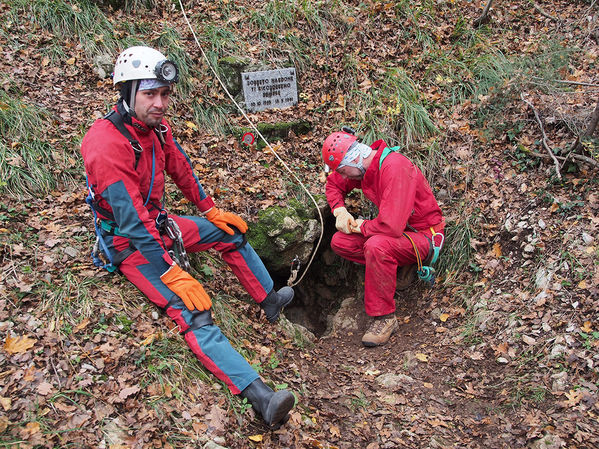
[{"left": 270, "top": 221, "right": 363, "bottom": 338}]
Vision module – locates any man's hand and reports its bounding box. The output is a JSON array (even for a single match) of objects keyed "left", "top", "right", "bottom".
[
  {"left": 351, "top": 218, "right": 364, "bottom": 234},
  {"left": 206, "top": 207, "right": 248, "bottom": 235},
  {"left": 160, "top": 264, "right": 212, "bottom": 311},
  {"left": 333, "top": 207, "right": 357, "bottom": 234}
]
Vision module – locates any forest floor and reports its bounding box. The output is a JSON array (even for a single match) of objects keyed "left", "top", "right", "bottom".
[{"left": 1, "top": 0, "right": 598, "bottom": 448}]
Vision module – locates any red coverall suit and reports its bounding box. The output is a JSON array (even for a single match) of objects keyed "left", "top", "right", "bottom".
[
  {"left": 80, "top": 105, "right": 273, "bottom": 394},
  {"left": 325, "top": 140, "right": 444, "bottom": 317}
]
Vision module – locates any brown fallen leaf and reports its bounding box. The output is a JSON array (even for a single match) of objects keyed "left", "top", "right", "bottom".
[
  {"left": 416, "top": 353, "right": 428, "bottom": 362},
  {"left": 0, "top": 397, "right": 11, "bottom": 411},
  {"left": 3, "top": 335, "right": 36, "bottom": 354},
  {"left": 37, "top": 382, "right": 54, "bottom": 396},
  {"left": 118, "top": 385, "right": 140, "bottom": 400}
]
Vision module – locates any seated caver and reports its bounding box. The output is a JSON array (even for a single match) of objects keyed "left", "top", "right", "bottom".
[{"left": 80, "top": 45, "right": 296, "bottom": 427}]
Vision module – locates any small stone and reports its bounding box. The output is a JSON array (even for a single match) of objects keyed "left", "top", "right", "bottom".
[
  {"left": 203, "top": 440, "right": 227, "bottom": 449},
  {"left": 63, "top": 246, "right": 79, "bottom": 258},
  {"left": 538, "top": 218, "right": 546, "bottom": 229},
  {"left": 151, "top": 311, "right": 159, "bottom": 320},
  {"left": 550, "top": 344, "right": 566, "bottom": 359},
  {"left": 375, "top": 373, "right": 416, "bottom": 390},
  {"left": 496, "top": 357, "right": 509, "bottom": 364},
  {"left": 582, "top": 232, "right": 594, "bottom": 245}
]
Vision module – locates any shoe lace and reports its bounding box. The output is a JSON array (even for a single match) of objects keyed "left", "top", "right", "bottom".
[{"left": 370, "top": 318, "right": 391, "bottom": 334}]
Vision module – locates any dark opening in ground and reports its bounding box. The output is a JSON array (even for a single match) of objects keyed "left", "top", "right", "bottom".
[{"left": 271, "top": 219, "right": 361, "bottom": 338}]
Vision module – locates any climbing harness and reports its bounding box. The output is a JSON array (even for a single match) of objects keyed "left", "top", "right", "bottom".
[
  {"left": 177, "top": 0, "right": 324, "bottom": 287},
  {"left": 155, "top": 211, "right": 191, "bottom": 272},
  {"left": 104, "top": 110, "right": 144, "bottom": 169},
  {"left": 85, "top": 112, "right": 190, "bottom": 274}
]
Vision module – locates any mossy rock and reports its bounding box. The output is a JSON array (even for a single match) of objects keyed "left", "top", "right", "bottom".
[
  {"left": 218, "top": 56, "right": 251, "bottom": 96},
  {"left": 247, "top": 195, "right": 326, "bottom": 274}
]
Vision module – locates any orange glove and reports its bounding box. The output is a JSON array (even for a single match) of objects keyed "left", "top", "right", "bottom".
[
  {"left": 205, "top": 207, "right": 248, "bottom": 235},
  {"left": 160, "top": 264, "right": 212, "bottom": 311}
]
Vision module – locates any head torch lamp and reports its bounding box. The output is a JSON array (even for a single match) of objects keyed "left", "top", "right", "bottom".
[{"left": 155, "top": 60, "right": 179, "bottom": 83}]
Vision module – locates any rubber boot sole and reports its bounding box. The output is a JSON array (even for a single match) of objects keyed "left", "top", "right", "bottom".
[{"left": 263, "top": 390, "right": 295, "bottom": 428}]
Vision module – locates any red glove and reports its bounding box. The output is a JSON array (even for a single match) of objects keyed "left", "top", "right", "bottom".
[
  {"left": 160, "top": 264, "right": 212, "bottom": 311},
  {"left": 205, "top": 207, "right": 248, "bottom": 235}
]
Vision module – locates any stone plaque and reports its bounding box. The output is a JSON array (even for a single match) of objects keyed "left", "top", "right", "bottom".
[{"left": 241, "top": 68, "right": 298, "bottom": 112}]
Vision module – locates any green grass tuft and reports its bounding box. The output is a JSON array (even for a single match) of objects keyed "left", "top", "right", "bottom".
[
  {"left": 7, "top": 0, "right": 119, "bottom": 62},
  {"left": 352, "top": 67, "right": 438, "bottom": 148}
]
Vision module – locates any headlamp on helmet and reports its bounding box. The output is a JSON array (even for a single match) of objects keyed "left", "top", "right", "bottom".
[{"left": 155, "top": 59, "right": 179, "bottom": 83}]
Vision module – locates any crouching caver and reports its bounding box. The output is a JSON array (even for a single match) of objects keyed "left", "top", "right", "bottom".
[
  {"left": 322, "top": 128, "right": 445, "bottom": 347},
  {"left": 80, "top": 46, "right": 295, "bottom": 427}
]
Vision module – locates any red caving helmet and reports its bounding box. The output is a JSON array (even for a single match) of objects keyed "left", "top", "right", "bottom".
[{"left": 322, "top": 131, "right": 358, "bottom": 172}]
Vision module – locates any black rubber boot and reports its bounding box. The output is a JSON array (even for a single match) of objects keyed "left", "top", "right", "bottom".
[
  {"left": 241, "top": 378, "right": 295, "bottom": 428},
  {"left": 260, "top": 286, "right": 294, "bottom": 323}
]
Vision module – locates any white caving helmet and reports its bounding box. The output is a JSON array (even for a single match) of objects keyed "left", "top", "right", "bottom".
[
  {"left": 113, "top": 46, "right": 179, "bottom": 116},
  {"left": 113, "top": 46, "right": 179, "bottom": 85}
]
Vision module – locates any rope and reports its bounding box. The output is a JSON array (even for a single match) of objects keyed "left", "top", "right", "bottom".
[{"left": 177, "top": 0, "right": 324, "bottom": 287}]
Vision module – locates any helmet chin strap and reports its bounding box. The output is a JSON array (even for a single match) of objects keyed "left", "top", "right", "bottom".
[{"left": 122, "top": 80, "right": 139, "bottom": 118}]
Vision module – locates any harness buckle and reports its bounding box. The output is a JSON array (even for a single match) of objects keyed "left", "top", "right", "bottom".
[{"left": 417, "top": 266, "right": 436, "bottom": 286}]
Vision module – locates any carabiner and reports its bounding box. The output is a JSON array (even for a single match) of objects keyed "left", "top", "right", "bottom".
[{"left": 291, "top": 255, "right": 301, "bottom": 272}]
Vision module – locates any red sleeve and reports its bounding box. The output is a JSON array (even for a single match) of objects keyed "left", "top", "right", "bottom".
[
  {"left": 325, "top": 172, "right": 361, "bottom": 212},
  {"left": 163, "top": 126, "right": 215, "bottom": 213}
]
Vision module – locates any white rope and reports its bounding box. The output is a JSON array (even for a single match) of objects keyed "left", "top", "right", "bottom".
[{"left": 178, "top": 0, "right": 324, "bottom": 287}]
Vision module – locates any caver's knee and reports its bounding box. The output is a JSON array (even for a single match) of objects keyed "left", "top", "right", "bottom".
[
  {"left": 330, "top": 231, "right": 359, "bottom": 254},
  {"left": 164, "top": 294, "right": 213, "bottom": 332},
  {"left": 363, "top": 234, "right": 393, "bottom": 259}
]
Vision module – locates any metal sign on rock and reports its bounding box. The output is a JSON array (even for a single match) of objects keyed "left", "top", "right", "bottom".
[{"left": 241, "top": 68, "right": 298, "bottom": 113}]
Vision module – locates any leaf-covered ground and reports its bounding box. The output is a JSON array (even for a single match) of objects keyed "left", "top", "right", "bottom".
[{"left": 1, "top": 0, "right": 598, "bottom": 448}]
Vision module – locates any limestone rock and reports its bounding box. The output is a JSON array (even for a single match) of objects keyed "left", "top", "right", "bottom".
[{"left": 247, "top": 197, "right": 327, "bottom": 274}]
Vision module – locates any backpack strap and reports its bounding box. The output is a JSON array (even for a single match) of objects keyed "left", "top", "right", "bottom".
[
  {"left": 104, "top": 110, "right": 143, "bottom": 170},
  {"left": 379, "top": 145, "right": 402, "bottom": 169}
]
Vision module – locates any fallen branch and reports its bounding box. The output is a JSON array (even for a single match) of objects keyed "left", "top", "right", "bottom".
[
  {"left": 532, "top": 2, "right": 559, "bottom": 22},
  {"left": 531, "top": 77, "right": 599, "bottom": 88},
  {"left": 521, "top": 93, "right": 562, "bottom": 179},
  {"left": 525, "top": 148, "right": 599, "bottom": 169}
]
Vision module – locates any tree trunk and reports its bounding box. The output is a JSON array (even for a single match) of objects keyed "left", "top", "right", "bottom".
[
  {"left": 570, "top": 97, "right": 599, "bottom": 153},
  {"left": 473, "top": 0, "right": 494, "bottom": 27}
]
